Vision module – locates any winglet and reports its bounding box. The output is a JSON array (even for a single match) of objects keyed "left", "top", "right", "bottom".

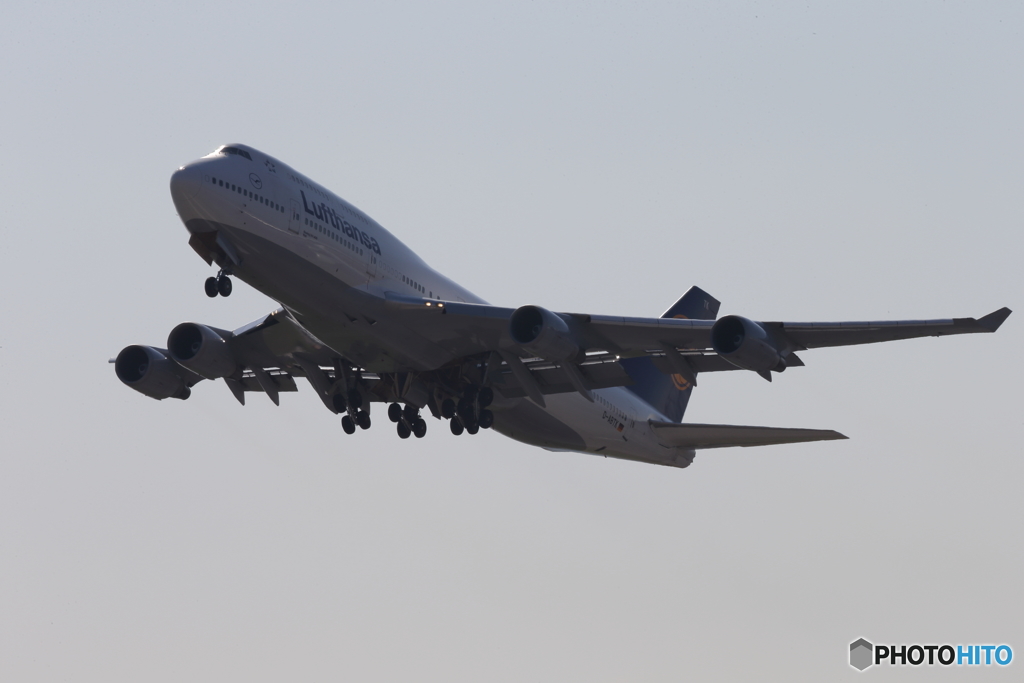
[{"left": 977, "top": 307, "right": 1012, "bottom": 332}]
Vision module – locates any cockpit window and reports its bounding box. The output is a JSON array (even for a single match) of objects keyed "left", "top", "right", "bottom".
[{"left": 218, "top": 146, "right": 252, "bottom": 161}]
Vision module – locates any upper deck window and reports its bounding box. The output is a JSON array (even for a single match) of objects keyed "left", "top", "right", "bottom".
[{"left": 219, "top": 146, "right": 252, "bottom": 161}]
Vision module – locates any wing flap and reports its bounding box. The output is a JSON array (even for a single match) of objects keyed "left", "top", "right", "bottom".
[{"left": 650, "top": 420, "right": 847, "bottom": 449}]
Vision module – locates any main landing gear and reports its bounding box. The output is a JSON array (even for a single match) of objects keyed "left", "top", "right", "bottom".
[
  {"left": 445, "top": 386, "right": 494, "bottom": 437},
  {"left": 388, "top": 402, "right": 427, "bottom": 439},
  {"left": 205, "top": 270, "right": 233, "bottom": 298},
  {"left": 340, "top": 409, "right": 370, "bottom": 433},
  {"left": 338, "top": 389, "right": 371, "bottom": 435},
  {"left": 334, "top": 382, "right": 497, "bottom": 441}
]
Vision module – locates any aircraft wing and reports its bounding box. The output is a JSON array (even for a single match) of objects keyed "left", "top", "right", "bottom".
[
  {"left": 118, "top": 308, "right": 377, "bottom": 410},
  {"left": 762, "top": 307, "right": 1012, "bottom": 349},
  {"left": 121, "top": 296, "right": 1009, "bottom": 409},
  {"left": 392, "top": 296, "right": 1010, "bottom": 364},
  {"left": 649, "top": 420, "right": 847, "bottom": 449},
  {"left": 367, "top": 295, "right": 1010, "bottom": 400}
]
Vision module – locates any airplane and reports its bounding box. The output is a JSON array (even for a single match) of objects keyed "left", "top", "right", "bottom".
[{"left": 113, "top": 143, "right": 1012, "bottom": 469}]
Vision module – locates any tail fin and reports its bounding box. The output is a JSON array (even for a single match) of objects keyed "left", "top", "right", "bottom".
[{"left": 620, "top": 286, "right": 720, "bottom": 422}]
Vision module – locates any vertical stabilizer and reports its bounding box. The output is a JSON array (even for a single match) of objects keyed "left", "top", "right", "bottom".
[{"left": 620, "top": 286, "right": 720, "bottom": 422}]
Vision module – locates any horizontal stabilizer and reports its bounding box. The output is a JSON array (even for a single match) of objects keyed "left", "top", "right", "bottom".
[{"left": 649, "top": 420, "right": 847, "bottom": 450}]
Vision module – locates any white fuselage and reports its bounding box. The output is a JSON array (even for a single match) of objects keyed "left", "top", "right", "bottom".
[{"left": 170, "top": 144, "right": 689, "bottom": 466}]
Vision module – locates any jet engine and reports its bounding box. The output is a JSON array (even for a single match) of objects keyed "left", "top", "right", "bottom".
[
  {"left": 114, "top": 345, "right": 193, "bottom": 400},
  {"left": 710, "top": 315, "right": 788, "bottom": 373},
  {"left": 167, "top": 323, "right": 237, "bottom": 380},
  {"left": 509, "top": 305, "right": 580, "bottom": 361}
]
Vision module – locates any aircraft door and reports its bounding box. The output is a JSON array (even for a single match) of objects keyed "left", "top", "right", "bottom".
[{"left": 288, "top": 199, "right": 300, "bottom": 234}]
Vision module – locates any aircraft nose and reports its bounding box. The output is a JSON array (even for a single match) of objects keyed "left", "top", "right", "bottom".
[{"left": 170, "top": 164, "right": 203, "bottom": 202}]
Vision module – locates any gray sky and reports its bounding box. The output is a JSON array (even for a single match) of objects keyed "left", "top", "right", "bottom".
[{"left": 1, "top": 2, "right": 1021, "bottom": 680}]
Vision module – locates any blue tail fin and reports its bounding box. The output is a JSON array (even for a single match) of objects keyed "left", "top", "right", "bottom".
[{"left": 620, "top": 286, "right": 720, "bottom": 422}]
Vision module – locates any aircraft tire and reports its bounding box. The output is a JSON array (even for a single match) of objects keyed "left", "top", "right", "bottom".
[
  {"left": 205, "top": 277, "right": 219, "bottom": 298},
  {"left": 217, "top": 275, "right": 233, "bottom": 297},
  {"left": 478, "top": 387, "right": 494, "bottom": 408},
  {"left": 440, "top": 398, "right": 456, "bottom": 419},
  {"left": 478, "top": 409, "right": 494, "bottom": 429},
  {"left": 397, "top": 421, "right": 411, "bottom": 439},
  {"left": 356, "top": 410, "right": 371, "bottom": 430},
  {"left": 466, "top": 422, "right": 480, "bottom": 435},
  {"left": 412, "top": 418, "right": 427, "bottom": 438},
  {"left": 388, "top": 403, "right": 403, "bottom": 423},
  {"left": 332, "top": 394, "right": 348, "bottom": 413},
  {"left": 341, "top": 415, "right": 356, "bottom": 434},
  {"left": 403, "top": 404, "right": 419, "bottom": 422},
  {"left": 450, "top": 418, "right": 464, "bottom": 436}
]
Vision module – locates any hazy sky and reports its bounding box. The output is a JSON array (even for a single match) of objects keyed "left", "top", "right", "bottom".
[{"left": 1, "top": 2, "right": 1021, "bottom": 680}]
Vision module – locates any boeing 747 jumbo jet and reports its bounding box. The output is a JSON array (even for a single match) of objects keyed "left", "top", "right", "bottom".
[{"left": 114, "top": 144, "right": 1011, "bottom": 469}]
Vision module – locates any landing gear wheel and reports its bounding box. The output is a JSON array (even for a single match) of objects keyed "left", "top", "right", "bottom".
[
  {"left": 450, "top": 418, "right": 464, "bottom": 436},
  {"left": 356, "top": 410, "right": 371, "bottom": 430},
  {"left": 332, "top": 394, "right": 348, "bottom": 413},
  {"left": 397, "top": 421, "right": 411, "bottom": 439},
  {"left": 388, "top": 403, "right": 403, "bottom": 423},
  {"left": 457, "top": 399, "right": 474, "bottom": 422},
  {"left": 217, "top": 275, "right": 233, "bottom": 297},
  {"left": 348, "top": 390, "right": 364, "bottom": 410},
  {"left": 466, "top": 422, "right": 480, "bottom": 435},
  {"left": 341, "top": 415, "right": 356, "bottom": 434},
  {"left": 478, "top": 387, "right": 494, "bottom": 408},
  {"left": 440, "top": 398, "right": 456, "bottom": 419},
  {"left": 403, "top": 404, "right": 419, "bottom": 422},
  {"left": 412, "top": 418, "right": 427, "bottom": 438},
  {"left": 478, "top": 409, "right": 494, "bottom": 429},
  {"left": 205, "top": 277, "right": 219, "bottom": 298}
]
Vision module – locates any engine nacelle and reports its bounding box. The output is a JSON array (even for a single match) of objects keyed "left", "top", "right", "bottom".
[
  {"left": 114, "top": 345, "right": 192, "bottom": 400},
  {"left": 167, "top": 323, "right": 237, "bottom": 380},
  {"left": 710, "top": 315, "right": 787, "bottom": 373},
  {"left": 509, "top": 305, "right": 580, "bottom": 361}
]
